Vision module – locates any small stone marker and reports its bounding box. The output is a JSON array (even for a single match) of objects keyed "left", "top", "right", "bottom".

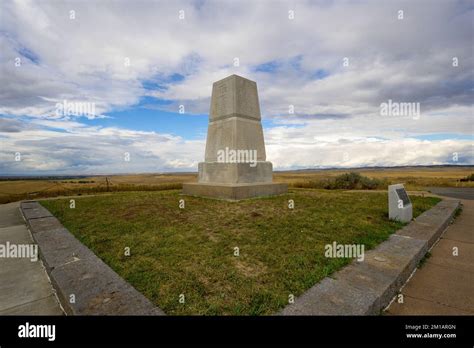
[
  {"left": 182, "top": 74, "right": 288, "bottom": 200},
  {"left": 388, "top": 184, "right": 413, "bottom": 222}
]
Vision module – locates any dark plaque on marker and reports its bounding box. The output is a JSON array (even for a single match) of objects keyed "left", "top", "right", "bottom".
[{"left": 396, "top": 188, "right": 411, "bottom": 206}]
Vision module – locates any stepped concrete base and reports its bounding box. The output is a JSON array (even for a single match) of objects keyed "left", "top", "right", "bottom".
[
  {"left": 182, "top": 182, "right": 288, "bottom": 200},
  {"left": 199, "top": 161, "right": 273, "bottom": 184}
]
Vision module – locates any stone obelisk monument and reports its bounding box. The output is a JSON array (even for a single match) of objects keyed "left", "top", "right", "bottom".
[{"left": 183, "top": 74, "right": 287, "bottom": 200}]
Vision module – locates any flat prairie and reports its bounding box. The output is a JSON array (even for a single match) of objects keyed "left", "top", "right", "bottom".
[{"left": 1, "top": 166, "right": 472, "bottom": 204}]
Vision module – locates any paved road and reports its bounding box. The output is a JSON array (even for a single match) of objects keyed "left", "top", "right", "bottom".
[
  {"left": 387, "top": 189, "right": 474, "bottom": 315},
  {"left": 0, "top": 202, "right": 63, "bottom": 315},
  {"left": 427, "top": 187, "right": 474, "bottom": 200}
]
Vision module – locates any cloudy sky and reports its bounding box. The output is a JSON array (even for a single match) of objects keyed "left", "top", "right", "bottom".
[{"left": 0, "top": 0, "right": 472, "bottom": 175}]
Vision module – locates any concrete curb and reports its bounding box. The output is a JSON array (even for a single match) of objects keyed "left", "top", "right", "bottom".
[
  {"left": 20, "top": 201, "right": 165, "bottom": 315},
  {"left": 280, "top": 199, "right": 461, "bottom": 315}
]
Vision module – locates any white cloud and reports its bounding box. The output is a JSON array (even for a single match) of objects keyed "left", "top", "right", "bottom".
[
  {"left": 0, "top": 118, "right": 204, "bottom": 174},
  {"left": 0, "top": 0, "right": 472, "bottom": 173}
]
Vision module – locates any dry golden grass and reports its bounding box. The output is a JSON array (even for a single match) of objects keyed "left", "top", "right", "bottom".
[
  {"left": 0, "top": 174, "right": 196, "bottom": 204},
  {"left": 0, "top": 167, "right": 472, "bottom": 204},
  {"left": 274, "top": 167, "right": 474, "bottom": 190},
  {"left": 86, "top": 173, "right": 197, "bottom": 185}
]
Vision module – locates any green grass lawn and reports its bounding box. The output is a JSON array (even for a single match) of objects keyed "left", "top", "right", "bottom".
[{"left": 40, "top": 189, "right": 440, "bottom": 315}]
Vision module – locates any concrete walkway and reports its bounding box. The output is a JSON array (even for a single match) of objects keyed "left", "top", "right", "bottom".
[
  {"left": 0, "top": 202, "right": 63, "bottom": 315},
  {"left": 387, "top": 193, "right": 474, "bottom": 315}
]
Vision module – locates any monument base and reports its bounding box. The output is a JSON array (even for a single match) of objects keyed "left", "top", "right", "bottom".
[
  {"left": 182, "top": 182, "right": 288, "bottom": 201},
  {"left": 198, "top": 161, "right": 273, "bottom": 184}
]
